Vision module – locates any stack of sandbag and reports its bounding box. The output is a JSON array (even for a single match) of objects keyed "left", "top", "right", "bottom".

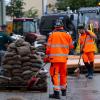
[
  {"left": 0, "top": 39, "right": 47, "bottom": 88},
  {"left": 34, "top": 34, "right": 47, "bottom": 59}
]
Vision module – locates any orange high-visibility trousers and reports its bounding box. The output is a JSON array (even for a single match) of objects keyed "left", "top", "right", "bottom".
[
  {"left": 82, "top": 52, "right": 94, "bottom": 63},
  {"left": 50, "top": 62, "right": 67, "bottom": 91}
]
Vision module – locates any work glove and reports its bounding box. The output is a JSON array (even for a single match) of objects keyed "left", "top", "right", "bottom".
[
  {"left": 85, "top": 31, "right": 90, "bottom": 35},
  {"left": 43, "top": 55, "right": 49, "bottom": 63},
  {"left": 80, "top": 50, "right": 83, "bottom": 54}
]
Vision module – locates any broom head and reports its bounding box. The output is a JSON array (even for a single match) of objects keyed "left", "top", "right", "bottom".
[{"left": 74, "top": 67, "right": 80, "bottom": 77}]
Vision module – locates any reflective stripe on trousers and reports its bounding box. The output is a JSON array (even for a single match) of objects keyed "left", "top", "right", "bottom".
[{"left": 50, "top": 62, "right": 67, "bottom": 91}]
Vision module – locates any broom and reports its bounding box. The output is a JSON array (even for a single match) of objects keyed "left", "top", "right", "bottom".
[
  {"left": 74, "top": 33, "right": 88, "bottom": 77},
  {"left": 74, "top": 54, "right": 81, "bottom": 77},
  {"left": 27, "top": 63, "right": 47, "bottom": 88}
]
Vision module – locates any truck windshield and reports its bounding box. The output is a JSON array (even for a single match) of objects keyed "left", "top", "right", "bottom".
[
  {"left": 23, "top": 21, "right": 36, "bottom": 33},
  {"left": 13, "top": 20, "right": 36, "bottom": 35},
  {"left": 79, "top": 12, "right": 100, "bottom": 30}
]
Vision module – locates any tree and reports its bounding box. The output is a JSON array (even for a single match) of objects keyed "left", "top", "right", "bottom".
[
  {"left": 6, "top": 0, "right": 25, "bottom": 18},
  {"left": 24, "top": 7, "right": 38, "bottom": 18},
  {"left": 56, "top": 0, "right": 97, "bottom": 11}
]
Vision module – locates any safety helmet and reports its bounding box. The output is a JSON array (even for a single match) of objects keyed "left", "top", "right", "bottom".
[
  {"left": 54, "top": 18, "right": 64, "bottom": 27},
  {"left": 77, "top": 23, "right": 85, "bottom": 29}
]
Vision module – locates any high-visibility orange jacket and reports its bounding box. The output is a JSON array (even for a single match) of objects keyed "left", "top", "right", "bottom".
[
  {"left": 46, "top": 30, "right": 74, "bottom": 62},
  {"left": 79, "top": 30, "right": 96, "bottom": 53}
]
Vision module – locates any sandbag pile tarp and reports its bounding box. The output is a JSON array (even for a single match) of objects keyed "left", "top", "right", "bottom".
[{"left": 0, "top": 39, "right": 47, "bottom": 89}]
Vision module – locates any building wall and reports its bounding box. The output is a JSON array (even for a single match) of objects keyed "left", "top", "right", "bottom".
[{"left": 23, "top": 0, "right": 57, "bottom": 17}]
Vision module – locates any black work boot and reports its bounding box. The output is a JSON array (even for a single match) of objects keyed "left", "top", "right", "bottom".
[
  {"left": 49, "top": 91, "right": 60, "bottom": 99},
  {"left": 61, "top": 89, "right": 66, "bottom": 96},
  {"left": 90, "top": 62, "right": 94, "bottom": 75},
  {"left": 84, "top": 62, "right": 90, "bottom": 77},
  {"left": 87, "top": 62, "right": 94, "bottom": 79}
]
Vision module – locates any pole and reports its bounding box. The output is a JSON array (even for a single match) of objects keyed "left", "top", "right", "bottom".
[
  {"left": 0, "top": 0, "right": 6, "bottom": 25},
  {"left": 1, "top": 0, "right": 4, "bottom": 25},
  {"left": 42, "top": 0, "right": 44, "bottom": 15}
]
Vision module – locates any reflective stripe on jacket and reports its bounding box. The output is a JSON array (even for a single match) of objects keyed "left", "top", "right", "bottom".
[
  {"left": 46, "top": 31, "right": 74, "bottom": 62},
  {"left": 80, "top": 31, "right": 96, "bottom": 53}
]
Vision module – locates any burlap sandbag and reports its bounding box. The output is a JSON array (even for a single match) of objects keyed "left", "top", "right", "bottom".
[
  {"left": 22, "top": 62, "right": 32, "bottom": 66},
  {"left": 20, "top": 56, "right": 30, "bottom": 62},
  {"left": 4, "top": 52, "right": 16, "bottom": 57},
  {"left": 22, "top": 66, "right": 31, "bottom": 71},
  {"left": 22, "top": 42, "right": 31, "bottom": 47},
  {"left": 12, "top": 55, "right": 21, "bottom": 60},
  {"left": 17, "top": 46, "right": 31, "bottom": 56},
  {"left": 31, "top": 67, "right": 40, "bottom": 72},
  {"left": 32, "top": 63, "right": 42, "bottom": 68},
  {"left": 30, "top": 59, "right": 43, "bottom": 64},
  {"left": 12, "top": 68, "right": 22, "bottom": 73},
  {"left": 22, "top": 70, "right": 32, "bottom": 75},
  {"left": 12, "top": 73, "right": 22, "bottom": 77},
  {"left": 12, "top": 65, "right": 21, "bottom": 69},
  {"left": 0, "top": 78, "right": 9, "bottom": 84},
  {"left": 8, "top": 43, "right": 16, "bottom": 49},
  {"left": 23, "top": 74, "right": 32, "bottom": 80},
  {"left": 7, "top": 60, "right": 21, "bottom": 65},
  {"left": 2, "top": 57, "right": 14, "bottom": 64},
  {"left": 7, "top": 47, "right": 16, "bottom": 52},
  {"left": 9, "top": 76, "right": 24, "bottom": 84},
  {"left": 3, "top": 65, "right": 13, "bottom": 69},
  {"left": 15, "top": 39, "right": 25, "bottom": 47},
  {"left": 29, "top": 54, "right": 41, "bottom": 59}
]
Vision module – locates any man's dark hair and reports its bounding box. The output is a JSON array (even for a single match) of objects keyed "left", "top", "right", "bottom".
[{"left": 77, "top": 24, "right": 85, "bottom": 29}]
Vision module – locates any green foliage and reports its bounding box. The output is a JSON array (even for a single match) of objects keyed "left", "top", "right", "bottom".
[
  {"left": 56, "top": 0, "right": 97, "bottom": 10},
  {"left": 6, "top": 0, "right": 25, "bottom": 18},
  {"left": 24, "top": 7, "right": 38, "bottom": 18}
]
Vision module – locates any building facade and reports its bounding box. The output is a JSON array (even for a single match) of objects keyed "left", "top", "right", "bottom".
[{"left": 23, "top": 0, "right": 57, "bottom": 17}]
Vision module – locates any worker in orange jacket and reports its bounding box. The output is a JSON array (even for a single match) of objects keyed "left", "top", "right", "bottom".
[
  {"left": 45, "top": 18, "right": 74, "bottom": 99},
  {"left": 78, "top": 24, "right": 97, "bottom": 79}
]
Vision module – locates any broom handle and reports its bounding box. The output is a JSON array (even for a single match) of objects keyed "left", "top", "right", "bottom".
[
  {"left": 78, "top": 34, "right": 87, "bottom": 67},
  {"left": 34, "top": 63, "right": 47, "bottom": 77}
]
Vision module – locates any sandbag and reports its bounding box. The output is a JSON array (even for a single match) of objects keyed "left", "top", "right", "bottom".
[
  {"left": 22, "top": 70, "right": 32, "bottom": 75},
  {"left": 7, "top": 60, "right": 21, "bottom": 65},
  {"left": 15, "top": 39, "right": 25, "bottom": 47},
  {"left": 22, "top": 66, "right": 31, "bottom": 71},
  {"left": 20, "top": 56, "right": 30, "bottom": 62},
  {"left": 22, "top": 62, "right": 32, "bottom": 66},
  {"left": 22, "top": 42, "right": 31, "bottom": 47},
  {"left": 17, "top": 46, "right": 31, "bottom": 56},
  {"left": 8, "top": 43, "right": 16, "bottom": 49},
  {"left": 3, "top": 65, "right": 13, "bottom": 69},
  {"left": 30, "top": 59, "right": 43, "bottom": 64},
  {"left": 32, "top": 63, "right": 42, "bottom": 68},
  {"left": 4, "top": 52, "right": 16, "bottom": 57}
]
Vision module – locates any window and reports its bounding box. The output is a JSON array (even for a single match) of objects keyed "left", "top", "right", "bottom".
[{"left": 23, "top": 21, "right": 36, "bottom": 33}]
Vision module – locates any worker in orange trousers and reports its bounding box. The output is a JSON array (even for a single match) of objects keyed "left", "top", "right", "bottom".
[
  {"left": 78, "top": 24, "right": 97, "bottom": 79},
  {"left": 45, "top": 18, "right": 74, "bottom": 99}
]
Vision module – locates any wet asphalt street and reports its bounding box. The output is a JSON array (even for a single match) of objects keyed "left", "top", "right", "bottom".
[{"left": 0, "top": 63, "right": 100, "bottom": 100}]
